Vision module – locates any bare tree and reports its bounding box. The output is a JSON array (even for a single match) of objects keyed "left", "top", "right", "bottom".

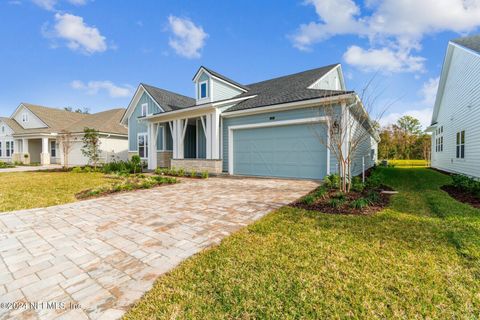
[
  {"left": 58, "top": 130, "right": 73, "bottom": 169},
  {"left": 311, "top": 79, "right": 393, "bottom": 193}
]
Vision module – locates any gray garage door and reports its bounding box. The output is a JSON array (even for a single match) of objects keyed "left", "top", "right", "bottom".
[{"left": 232, "top": 123, "right": 327, "bottom": 179}]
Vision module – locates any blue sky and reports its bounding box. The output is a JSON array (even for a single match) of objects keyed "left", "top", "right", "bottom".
[{"left": 1, "top": 0, "right": 480, "bottom": 128}]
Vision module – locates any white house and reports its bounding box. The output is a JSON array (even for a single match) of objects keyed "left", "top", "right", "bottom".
[
  {"left": 0, "top": 103, "right": 128, "bottom": 166},
  {"left": 428, "top": 35, "right": 480, "bottom": 177},
  {"left": 122, "top": 64, "right": 379, "bottom": 180}
]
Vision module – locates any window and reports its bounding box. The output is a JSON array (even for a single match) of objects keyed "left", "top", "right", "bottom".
[
  {"left": 199, "top": 81, "right": 208, "bottom": 99},
  {"left": 22, "top": 112, "right": 28, "bottom": 123},
  {"left": 435, "top": 126, "right": 443, "bottom": 152},
  {"left": 456, "top": 130, "right": 465, "bottom": 159},
  {"left": 138, "top": 133, "right": 148, "bottom": 159},
  {"left": 0, "top": 142, "right": 2, "bottom": 157},
  {"left": 50, "top": 141, "right": 56, "bottom": 157},
  {"left": 6, "top": 141, "right": 13, "bottom": 157},
  {"left": 141, "top": 103, "right": 148, "bottom": 117},
  {"left": 1, "top": 126, "right": 4, "bottom": 134}
]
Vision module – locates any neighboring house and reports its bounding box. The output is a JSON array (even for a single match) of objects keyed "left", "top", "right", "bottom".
[
  {"left": 428, "top": 35, "right": 480, "bottom": 177},
  {"left": 121, "top": 64, "right": 378, "bottom": 180},
  {"left": 0, "top": 103, "right": 128, "bottom": 166}
]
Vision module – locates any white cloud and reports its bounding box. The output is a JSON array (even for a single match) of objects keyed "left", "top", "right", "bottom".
[
  {"left": 291, "top": 0, "right": 480, "bottom": 73},
  {"left": 380, "top": 108, "right": 433, "bottom": 130},
  {"left": 167, "top": 15, "right": 208, "bottom": 59},
  {"left": 44, "top": 13, "right": 107, "bottom": 54},
  {"left": 343, "top": 45, "right": 425, "bottom": 73},
  {"left": 71, "top": 80, "right": 132, "bottom": 98},
  {"left": 32, "top": 0, "right": 88, "bottom": 10},
  {"left": 420, "top": 77, "right": 440, "bottom": 107}
]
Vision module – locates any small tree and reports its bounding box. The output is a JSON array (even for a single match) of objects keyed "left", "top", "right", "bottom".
[
  {"left": 81, "top": 128, "right": 101, "bottom": 169},
  {"left": 131, "top": 155, "right": 141, "bottom": 174},
  {"left": 58, "top": 130, "right": 73, "bottom": 170}
]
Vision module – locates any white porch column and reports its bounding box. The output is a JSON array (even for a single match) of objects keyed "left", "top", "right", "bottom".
[
  {"left": 41, "top": 137, "right": 50, "bottom": 165},
  {"left": 22, "top": 138, "right": 30, "bottom": 164},
  {"left": 169, "top": 121, "right": 177, "bottom": 159},
  {"left": 211, "top": 109, "right": 221, "bottom": 159},
  {"left": 176, "top": 119, "right": 188, "bottom": 159},
  {"left": 148, "top": 123, "right": 158, "bottom": 170},
  {"left": 205, "top": 114, "right": 212, "bottom": 159}
]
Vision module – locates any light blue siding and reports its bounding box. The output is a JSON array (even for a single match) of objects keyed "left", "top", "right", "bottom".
[
  {"left": 222, "top": 106, "right": 339, "bottom": 175},
  {"left": 128, "top": 92, "right": 162, "bottom": 151},
  {"left": 211, "top": 78, "right": 242, "bottom": 101},
  {"left": 233, "top": 124, "right": 328, "bottom": 179}
]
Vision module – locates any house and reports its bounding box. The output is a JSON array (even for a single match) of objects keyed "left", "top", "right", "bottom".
[
  {"left": 121, "top": 64, "right": 379, "bottom": 180},
  {"left": 0, "top": 103, "right": 128, "bottom": 166},
  {"left": 428, "top": 35, "right": 480, "bottom": 177}
]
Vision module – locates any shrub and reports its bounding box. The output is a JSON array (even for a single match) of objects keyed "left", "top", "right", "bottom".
[
  {"left": 350, "top": 198, "right": 369, "bottom": 209},
  {"left": 351, "top": 176, "right": 365, "bottom": 192},
  {"left": 102, "top": 159, "right": 142, "bottom": 174},
  {"left": 190, "top": 170, "right": 197, "bottom": 178},
  {"left": 178, "top": 168, "right": 185, "bottom": 177},
  {"left": 0, "top": 161, "right": 15, "bottom": 169},
  {"left": 301, "top": 195, "right": 316, "bottom": 205},
  {"left": 328, "top": 198, "right": 344, "bottom": 208},
  {"left": 366, "top": 172, "right": 382, "bottom": 190},
  {"left": 201, "top": 171, "right": 209, "bottom": 179},
  {"left": 72, "top": 166, "right": 82, "bottom": 173},
  {"left": 313, "top": 187, "right": 327, "bottom": 199},
  {"left": 366, "top": 190, "right": 381, "bottom": 204},
  {"left": 324, "top": 174, "right": 340, "bottom": 189},
  {"left": 451, "top": 174, "right": 480, "bottom": 197},
  {"left": 83, "top": 166, "right": 92, "bottom": 173},
  {"left": 131, "top": 155, "right": 141, "bottom": 174},
  {"left": 332, "top": 192, "right": 346, "bottom": 201}
]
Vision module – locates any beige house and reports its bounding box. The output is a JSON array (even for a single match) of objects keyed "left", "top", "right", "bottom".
[{"left": 0, "top": 103, "right": 128, "bottom": 166}]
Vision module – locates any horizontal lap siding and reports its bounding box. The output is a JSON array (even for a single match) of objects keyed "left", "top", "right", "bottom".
[
  {"left": 211, "top": 78, "right": 243, "bottom": 101},
  {"left": 432, "top": 46, "right": 480, "bottom": 177},
  {"left": 128, "top": 92, "right": 163, "bottom": 151},
  {"left": 222, "top": 106, "right": 338, "bottom": 173}
]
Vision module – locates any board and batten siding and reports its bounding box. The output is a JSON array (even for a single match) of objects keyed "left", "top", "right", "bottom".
[
  {"left": 128, "top": 92, "right": 172, "bottom": 152},
  {"left": 0, "top": 121, "right": 14, "bottom": 161},
  {"left": 222, "top": 106, "right": 338, "bottom": 174},
  {"left": 431, "top": 45, "right": 480, "bottom": 177}
]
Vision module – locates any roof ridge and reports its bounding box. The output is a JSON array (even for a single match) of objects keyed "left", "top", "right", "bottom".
[{"left": 246, "top": 63, "right": 340, "bottom": 87}]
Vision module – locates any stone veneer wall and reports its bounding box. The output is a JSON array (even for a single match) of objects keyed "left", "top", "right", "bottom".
[{"left": 170, "top": 159, "right": 223, "bottom": 174}]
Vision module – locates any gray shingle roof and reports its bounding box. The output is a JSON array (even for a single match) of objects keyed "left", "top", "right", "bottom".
[
  {"left": 141, "top": 83, "right": 195, "bottom": 112},
  {"left": 452, "top": 34, "right": 480, "bottom": 53},
  {"left": 198, "top": 66, "right": 250, "bottom": 91},
  {"left": 224, "top": 64, "right": 351, "bottom": 112}
]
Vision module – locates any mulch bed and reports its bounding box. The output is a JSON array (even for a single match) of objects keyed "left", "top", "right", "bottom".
[
  {"left": 291, "top": 185, "right": 394, "bottom": 215},
  {"left": 441, "top": 185, "right": 480, "bottom": 209}
]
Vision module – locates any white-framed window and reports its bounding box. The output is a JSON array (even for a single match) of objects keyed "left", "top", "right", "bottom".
[
  {"left": 1, "top": 126, "right": 4, "bottom": 134},
  {"left": 6, "top": 141, "right": 13, "bottom": 157},
  {"left": 50, "top": 141, "right": 56, "bottom": 157},
  {"left": 199, "top": 81, "right": 208, "bottom": 99},
  {"left": 22, "top": 112, "right": 28, "bottom": 123},
  {"left": 141, "top": 103, "right": 148, "bottom": 117},
  {"left": 138, "top": 133, "right": 148, "bottom": 159},
  {"left": 0, "top": 142, "right": 2, "bottom": 157},
  {"left": 456, "top": 130, "right": 465, "bottom": 159},
  {"left": 435, "top": 126, "right": 444, "bottom": 152}
]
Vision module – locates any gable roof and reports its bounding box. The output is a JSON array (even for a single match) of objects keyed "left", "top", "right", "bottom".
[
  {"left": 452, "top": 35, "right": 480, "bottom": 54},
  {"left": 223, "top": 64, "right": 350, "bottom": 112},
  {"left": 6, "top": 103, "right": 127, "bottom": 135},
  {"left": 141, "top": 83, "right": 196, "bottom": 112},
  {"left": 193, "top": 66, "right": 250, "bottom": 91}
]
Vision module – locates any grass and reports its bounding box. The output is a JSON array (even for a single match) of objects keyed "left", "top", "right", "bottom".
[
  {"left": 387, "top": 159, "right": 428, "bottom": 167},
  {"left": 125, "top": 167, "right": 480, "bottom": 319},
  {"left": 0, "top": 171, "right": 115, "bottom": 212}
]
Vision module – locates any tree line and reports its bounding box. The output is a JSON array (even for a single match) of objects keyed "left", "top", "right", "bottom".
[{"left": 378, "top": 115, "right": 431, "bottom": 160}]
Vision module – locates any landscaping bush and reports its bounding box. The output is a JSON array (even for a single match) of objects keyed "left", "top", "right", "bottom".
[
  {"left": 201, "top": 171, "right": 209, "bottom": 179},
  {"left": 102, "top": 159, "right": 142, "bottom": 174},
  {"left": 328, "top": 198, "right": 344, "bottom": 208},
  {"left": 324, "top": 174, "right": 340, "bottom": 189},
  {"left": 301, "top": 194, "right": 316, "bottom": 205},
  {"left": 451, "top": 174, "right": 480, "bottom": 197},
  {"left": 155, "top": 167, "right": 209, "bottom": 179},
  {"left": 365, "top": 172, "right": 382, "bottom": 190},
  {"left": 0, "top": 161, "right": 15, "bottom": 169},
  {"left": 351, "top": 176, "right": 365, "bottom": 192},
  {"left": 350, "top": 198, "right": 370, "bottom": 209},
  {"left": 72, "top": 166, "right": 82, "bottom": 173}
]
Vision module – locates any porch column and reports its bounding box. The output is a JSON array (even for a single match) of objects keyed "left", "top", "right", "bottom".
[
  {"left": 176, "top": 118, "right": 188, "bottom": 159},
  {"left": 41, "top": 137, "right": 50, "bottom": 165},
  {"left": 169, "top": 121, "right": 178, "bottom": 158},
  {"left": 205, "top": 111, "right": 220, "bottom": 159},
  {"left": 148, "top": 123, "right": 158, "bottom": 170},
  {"left": 22, "top": 138, "right": 30, "bottom": 164}
]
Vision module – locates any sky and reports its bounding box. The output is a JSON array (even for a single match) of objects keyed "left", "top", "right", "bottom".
[{"left": 1, "top": 0, "right": 480, "bottom": 129}]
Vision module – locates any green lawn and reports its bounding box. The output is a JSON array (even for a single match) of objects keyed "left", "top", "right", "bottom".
[
  {"left": 387, "top": 159, "right": 428, "bottom": 167},
  {"left": 0, "top": 171, "right": 114, "bottom": 212},
  {"left": 125, "top": 168, "right": 480, "bottom": 319}
]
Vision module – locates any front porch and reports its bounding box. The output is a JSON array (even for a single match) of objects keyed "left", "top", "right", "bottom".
[
  {"left": 145, "top": 108, "right": 223, "bottom": 174},
  {"left": 12, "top": 136, "right": 59, "bottom": 165}
]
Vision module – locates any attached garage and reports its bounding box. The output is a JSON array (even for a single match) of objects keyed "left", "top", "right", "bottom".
[{"left": 229, "top": 121, "right": 328, "bottom": 180}]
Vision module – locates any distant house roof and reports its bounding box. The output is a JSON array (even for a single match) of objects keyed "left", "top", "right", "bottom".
[
  {"left": 452, "top": 35, "right": 480, "bottom": 53},
  {"left": 224, "top": 64, "right": 351, "bottom": 112},
  {"left": 141, "top": 83, "right": 196, "bottom": 112},
  {"left": 6, "top": 103, "right": 127, "bottom": 135}
]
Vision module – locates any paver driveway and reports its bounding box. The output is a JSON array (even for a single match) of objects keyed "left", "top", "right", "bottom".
[{"left": 0, "top": 177, "right": 317, "bottom": 319}]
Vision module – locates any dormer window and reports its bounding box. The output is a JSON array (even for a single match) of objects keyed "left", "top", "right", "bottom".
[
  {"left": 141, "top": 103, "right": 148, "bottom": 117},
  {"left": 199, "top": 81, "right": 208, "bottom": 99},
  {"left": 22, "top": 112, "right": 28, "bottom": 123}
]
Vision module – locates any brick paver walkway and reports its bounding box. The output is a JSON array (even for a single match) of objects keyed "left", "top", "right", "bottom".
[{"left": 0, "top": 177, "right": 317, "bottom": 319}]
